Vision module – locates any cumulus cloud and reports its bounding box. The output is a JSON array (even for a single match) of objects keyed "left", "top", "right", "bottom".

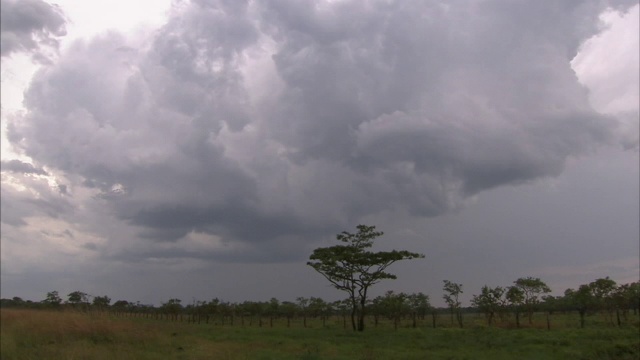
[
  {"left": 0, "top": 0, "right": 67, "bottom": 61},
  {"left": 4, "top": 0, "right": 635, "bottom": 264}
]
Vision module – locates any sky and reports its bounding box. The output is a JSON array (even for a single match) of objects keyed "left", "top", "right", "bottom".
[{"left": 1, "top": 0, "right": 638, "bottom": 307}]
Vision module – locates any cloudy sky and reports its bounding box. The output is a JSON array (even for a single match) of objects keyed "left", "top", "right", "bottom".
[{"left": 1, "top": 0, "right": 638, "bottom": 306}]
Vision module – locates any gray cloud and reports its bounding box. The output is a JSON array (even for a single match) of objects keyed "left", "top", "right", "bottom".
[
  {"left": 0, "top": 0, "right": 66, "bottom": 61},
  {"left": 5, "top": 0, "right": 633, "bottom": 265},
  {"left": 1, "top": 159, "right": 47, "bottom": 175}
]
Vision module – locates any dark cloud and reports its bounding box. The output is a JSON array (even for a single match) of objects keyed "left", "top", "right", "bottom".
[
  {"left": 1, "top": 159, "right": 47, "bottom": 175},
  {"left": 0, "top": 0, "right": 66, "bottom": 61},
  {"left": 5, "top": 0, "right": 632, "bottom": 263}
]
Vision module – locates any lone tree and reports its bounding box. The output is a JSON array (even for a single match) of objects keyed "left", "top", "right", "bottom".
[{"left": 307, "top": 224, "right": 424, "bottom": 332}]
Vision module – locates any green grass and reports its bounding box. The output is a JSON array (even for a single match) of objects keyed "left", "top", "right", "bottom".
[{"left": 2, "top": 309, "right": 638, "bottom": 359}]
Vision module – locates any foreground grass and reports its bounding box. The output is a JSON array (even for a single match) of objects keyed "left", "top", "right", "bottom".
[{"left": 1, "top": 309, "right": 638, "bottom": 360}]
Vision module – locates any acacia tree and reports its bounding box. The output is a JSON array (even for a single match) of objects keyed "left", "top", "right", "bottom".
[
  {"left": 506, "top": 286, "right": 524, "bottom": 328},
  {"left": 513, "top": 277, "right": 551, "bottom": 324},
  {"left": 589, "top": 277, "right": 617, "bottom": 324},
  {"left": 564, "top": 285, "right": 594, "bottom": 328},
  {"left": 471, "top": 285, "right": 506, "bottom": 327},
  {"left": 43, "top": 291, "right": 62, "bottom": 308},
  {"left": 407, "top": 292, "right": 431, "bottom": 328},
  {"left": 442, "top": 280, "right": 464, "bottom": 328},
  {"left": 307, "top": 224, "right": 424, "bottom": 332},
  {"left": 92, "top": 295, "right": 111, "bottom": 311}
]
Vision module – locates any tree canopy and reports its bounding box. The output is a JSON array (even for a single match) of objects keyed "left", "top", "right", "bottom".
[{"left": 307, "top": 224, "right": 424, "bottom": 331}]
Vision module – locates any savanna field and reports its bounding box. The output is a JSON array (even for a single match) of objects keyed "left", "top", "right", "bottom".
[{"left": 1, "top": 309, "right": 638, "bottom": 360}]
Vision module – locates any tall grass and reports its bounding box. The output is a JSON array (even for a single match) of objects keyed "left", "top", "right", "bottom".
[{"left": 2, "top": 309, "right": 638, "bottom": 359}]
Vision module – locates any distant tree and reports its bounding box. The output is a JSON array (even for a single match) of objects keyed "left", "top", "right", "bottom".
[
  {"left": 296, "top": 297, "right": 310, "bottom": 328},
  {"left": 471, "top": 285, "right": 506, "bottom": 326},
  {"left": 308, "top": 297, "right": 330, "bottom": 327},
  {"left": 564, "top": 285, "right": 594, "bottom": 328},
  {"left": 92, "top": 295, "right": 111, "bottom": 309},
  {"left": 442, "top": 280, "right": 464, "bottom": 328},
  {"left": 512, "top": 277, "right": 551, "bottom": 324},
  {"left": 279, "top": 301, "right": 298, "bottom": 327},
  {"left": 379, "top": 291, "right": 410, "bottom": 330},
  {"left": 67, "top": 291, "right": 89, "bottom": 306},
  {"left": 588, "top": 277, "right": 617, "bottom": 323},
  {"left": 307, "top": 225, "right": 424, "bottom": 331},
  {"left": 43, "top": 291, "right": 62, "bottom": 307},
  {"left": 629, "top": 282, "right": 640, "bottom": 315},
  {"left": 407, "top": 292, "right": 431, "bottom": 328},
  {"left": 161, "top": 299, "right": 182, "bottom": 321},
  {"left": 506, "top": 286, "right": 524, "bottom": 328}
]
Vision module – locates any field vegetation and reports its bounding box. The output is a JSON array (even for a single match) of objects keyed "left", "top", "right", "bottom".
[
  {"left": 2, "top": 227, "right": 638, "bottom": 358},
  {"left": 1, "top": 307, "right": 638, "bottom": 360}
]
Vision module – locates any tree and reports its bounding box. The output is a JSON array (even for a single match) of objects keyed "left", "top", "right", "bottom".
[
  {"left": 407, "top": 292, "right": 431, "bottom": 328},
  {"left": 564, "top": 285, "right": 594, "bottom": 328},
  {"left": 161, "top": 299, "right": 182, "bottom": 321},
  {"left": 506, "top": 286, "right": 524, "bottom": 328},
  {"left": 471, "top": 285, "right": 506, "bottom": 327},
  {"left": 442, "top": 280, "right": 464, "bottom": 328},
  {"left": 296, "top": 297, "right": 310, "bottom": 328},
  {"left": 307, "top": 224, "right": 424, "bottom": 331},
  {"left": 512, "top": 277, "right": 551, "bottom": 324},
  {"left": 92, "top": 295, "right": 111, "bottom": 309},
  {"left": 588, "top": 277, "right": 616, "bottom": 324},
  {"left": 43, "top": 291, "right": 62, "bottom": 307},
  {"left": 67, "top": 291, "right": 89, "bottom": 306},
  {"left": 378, "top": 291, "right": 410, "bottom": 330}
]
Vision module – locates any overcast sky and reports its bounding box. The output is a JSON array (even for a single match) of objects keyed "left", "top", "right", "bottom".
[{"left": 1, "top": 0, "right": 638, "bottom": 307}]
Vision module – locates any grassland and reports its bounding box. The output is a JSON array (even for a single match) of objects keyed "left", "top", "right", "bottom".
[{"left": 1, "top": 309, "right": 638, "bottom": 360}]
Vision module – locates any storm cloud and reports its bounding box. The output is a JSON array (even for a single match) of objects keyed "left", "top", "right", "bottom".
[
  {"left": 0, "top": 0, "right": 66, "bottom": 61},
  {"left": 4, "top": 0, "right": 637, "bottom": 267}
]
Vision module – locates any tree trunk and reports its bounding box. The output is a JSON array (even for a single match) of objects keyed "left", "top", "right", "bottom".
[
  {"left": 432, "top": 312, "right": 437, "bottom": 328},
  {"left": 515, "top": 311, "right": 520, "bottom": 328},
  {"left": 579, "top": 310, "right": 585, "bottom": 329},
  {"left": 350, "top": 306, "right": 357, "bottom": 331},
  {"left": 546, "top": 312, "right": 550, "bottom": 330},
  {"left": 412, "top": 312, "right": 417, "bottom": 328},
  {"left": 616, "top": 309, "right": 621, "bottom": 327}
]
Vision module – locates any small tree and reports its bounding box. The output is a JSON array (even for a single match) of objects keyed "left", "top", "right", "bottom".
[
  {"left": 471, "top": 285, "right": 506, "bottom": 327},
  {"left": 506, "top": 286, "right": 524, "bottom": 328},
  {"left": 513, "top": 277, "right": 551, "bottom": 325},
  {"left": 407, "top": 292, "right": 431, "bottom": 328},
  {"left": 67, "top": 291, "right": 90, "bottom": 310},
  {"left": 589, "top": 277, "right": 617, "bottom": 324},
  {"left": 43, "top": 291, "right": 62, "bottom": 307},
  {"left": 92, "top": 295, "right": 111, "bottom": 311},
  {"left": 307, "top": 225, "right": 424, "bottom": 331},
  {"left": 564, "top": 285, "right": 594, "bottom": 328},
  {"left": 442, "top": 280, "right": 463, "bottom": 328}
]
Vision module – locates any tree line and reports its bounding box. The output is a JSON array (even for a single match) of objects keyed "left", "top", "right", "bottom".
[
  {"left": 1, "top": 225, "right": 638, "bottom": 331},
  {"left": 2, "top": 276, "right": 637, "bottom": 330}
]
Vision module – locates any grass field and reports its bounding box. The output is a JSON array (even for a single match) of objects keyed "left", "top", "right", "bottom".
[{"left": 1, "top": 309, "right": 638, "bottom": 359}]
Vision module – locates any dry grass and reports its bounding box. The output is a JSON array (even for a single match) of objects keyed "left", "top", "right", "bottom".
[{"left": 1, "top": 309, "right": 168, "bottom": 360}]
